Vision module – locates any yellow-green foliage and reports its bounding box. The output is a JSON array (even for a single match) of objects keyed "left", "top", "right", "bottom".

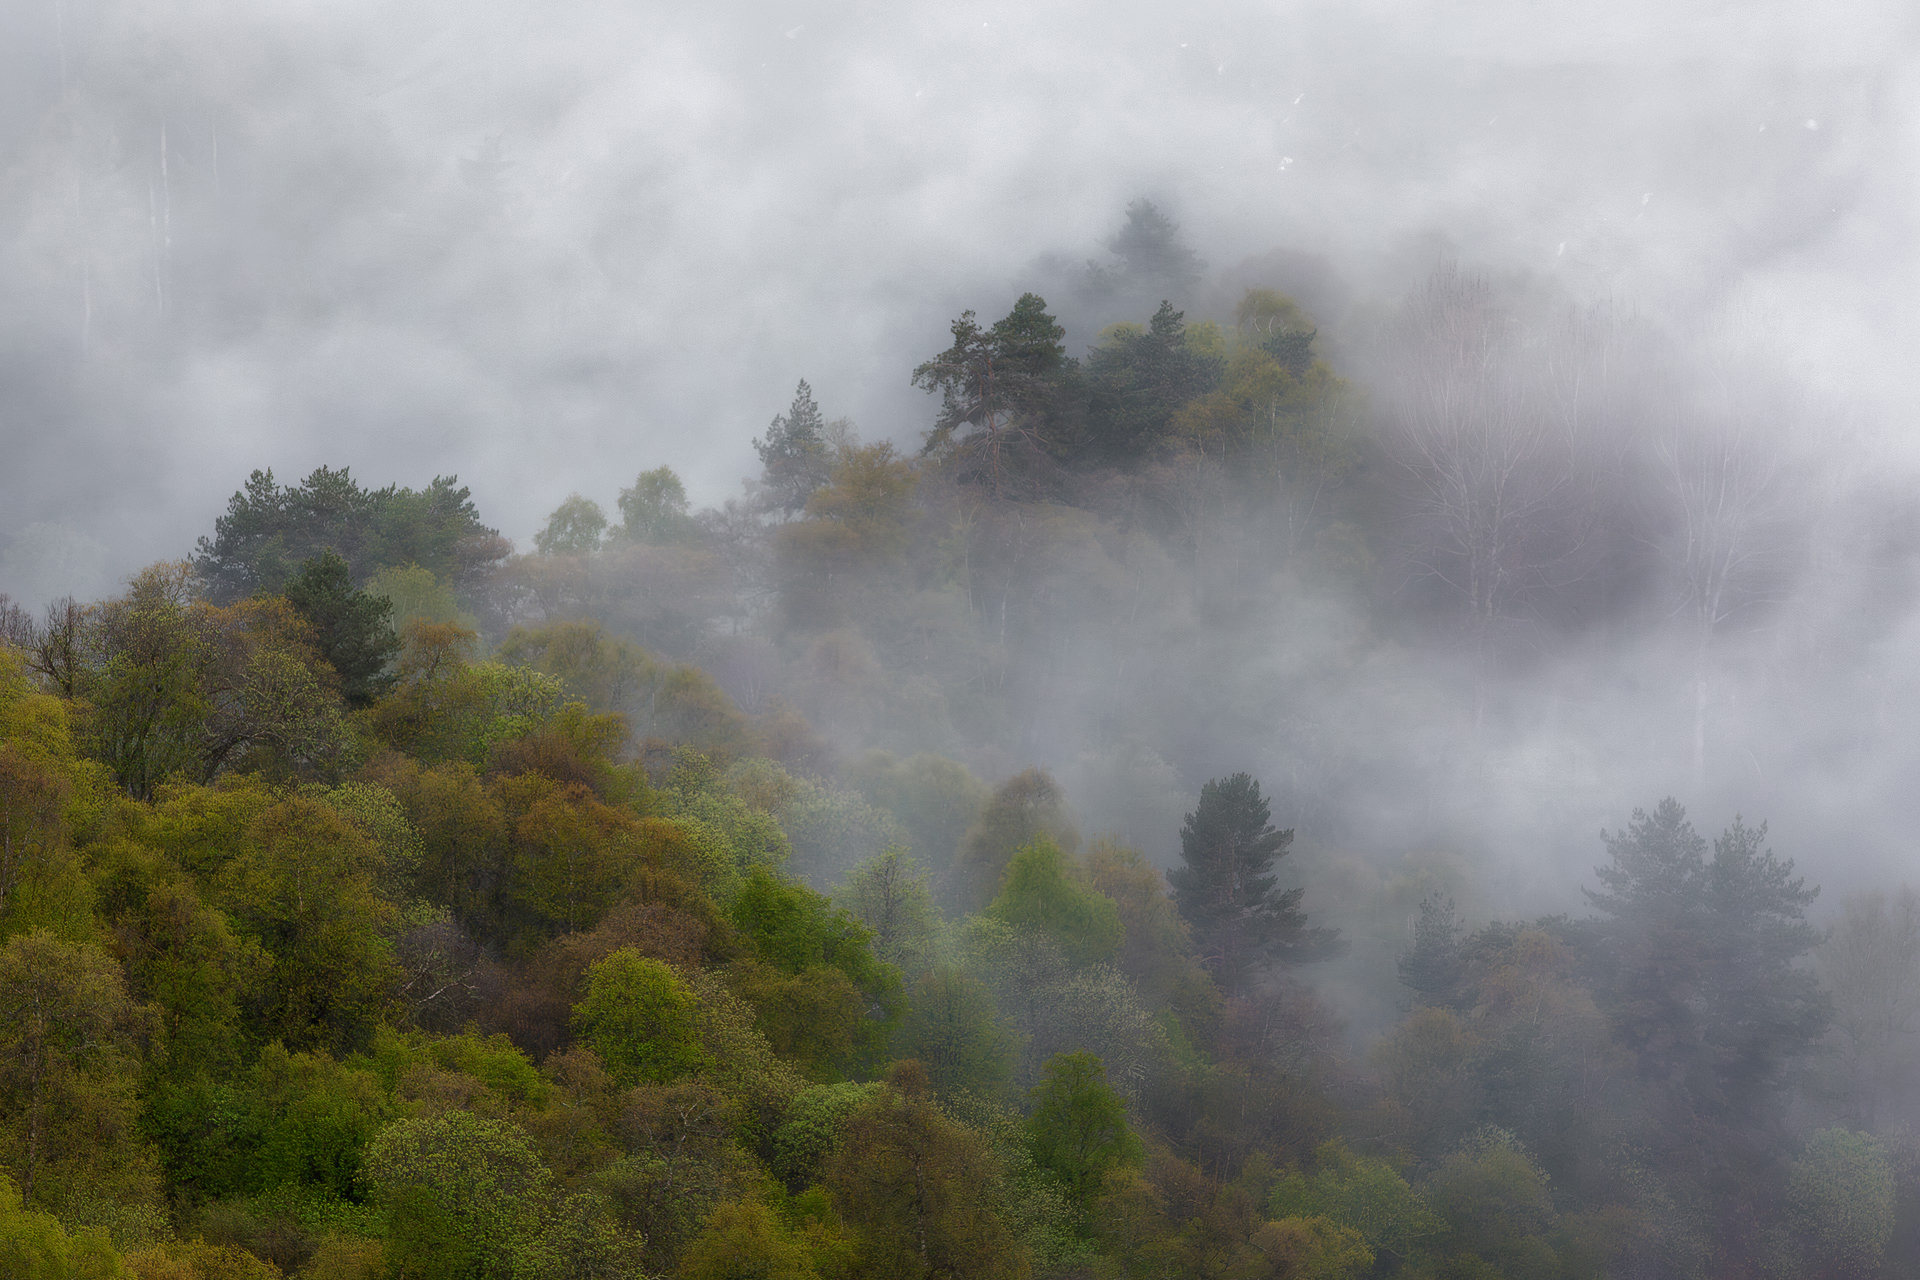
[
  {"left": 987, "top": 838, "right": 1121, "bottom": 965},
  {"left": 497, "top": 620, "right": 756, "bottom": 758},
  {"left": 0, "top": 1173, "right": 130, "bottom": 1279},
  {"left": 364, "top": 563, "right": 477, "bottom": 632},
  {"left": 677, "top": 1199, "right": 821, "bottom": 1280}
]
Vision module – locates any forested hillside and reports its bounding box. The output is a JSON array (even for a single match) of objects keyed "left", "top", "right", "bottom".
[{"left": 1, "top": 240, "right": 1916, "bottom": 1279}]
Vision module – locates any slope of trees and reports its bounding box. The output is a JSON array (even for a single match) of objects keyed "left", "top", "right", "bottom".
[{"left": 0, "top": 204, "right": 1911, "bottom": 1278}]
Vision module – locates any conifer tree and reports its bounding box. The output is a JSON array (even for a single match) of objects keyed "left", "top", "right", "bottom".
[
  {"left": 1167, "top": 773, "right": 1338, "bottom": 990},
  {"left": 754, "top": 380, "right": 831, "bottom": 516},
  {"left": 1397, "top": 895, "right": 1464, "bottom": 1008},
  {"left": 284, "top": 549, "right": 400, "bottom": 707}
]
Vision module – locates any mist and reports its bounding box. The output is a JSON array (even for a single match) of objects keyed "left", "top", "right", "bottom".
[
  {"left": 8, "top": 1, "right": 1920, "bottom": 1274},
  {"left": 10, "top": 0, "right": 1917, "bottom": 895}
]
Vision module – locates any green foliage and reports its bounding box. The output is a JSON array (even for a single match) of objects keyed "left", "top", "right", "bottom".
[
  {"left": 949, "top": 768, "right": 1076, "bottom": 915},
  {"left": 773, "top": 1081, "right": 882, "bottom": 1189},
  {"left": 914, "top": 294, "right": 1072, "bottom": 495},
  {"left": 363, "top": 563, "right": 476, "bottom": 632},
  {"left": 726, "top": 756, "right": 905, "bottom": 888},
  {"left": 730, "top": 867, "right": 890, "bottom": 991},
  {"left": 1424, "top": 1129, "right": 1561, "bottom": 1278},
  {"left": 0, "top": 931, "right": 150, "bottom": 1217},
  {"left": 0, "top": 740, "right": 96, "bottom": 944},
  {"left": 1024, "top": 1052, "right": 1141, "bottom": 1220},
  {"left": 1399, "top": 895, "right": 1465, "bottom": 1007},
  {"left": 0, "top": 1174, "right": 129, "bottom": 1279},
  {"left": 1083, "top": 839, "right": 1215, "bottom": 1026},
  {"left": 655, "top": 753, "right": 791, "bottom": 899},
  {"left": 281, "top": 550, "right": 399, "bottom": 708},
  {"left": 727, "top": 866, "right": 901, "bottom": 1074},
  {"left": 366, "top": 623, "right": 566, "bottom": 767},
  {"left": 305, "top": 779, "right": 423, "bottom": 904},
  {"left": 616, "top": 466, "right": 703, "bottom": 545},
  {"left": 1781, "top": 1128, "right": 1895, "bottom": 1277},
  {"left": 1816, "top": 889, "right": 1920, "bottom": 1131},
  {"left": 496, "top": 621, "right": 757, "bottom": 758},
  {"left": 776, "top": 442, "right": 920, "bottom": 621},
  {"left": 1236, "top": 287, "right": 1318, "bottom": 373},
  {"left": 532, "top": 494, "right": 608, "bottom": 557},
  {"left": 573, "top": 949, "right": 709, "bottom": 1086},
  {"left": 1168, "top": 772, "right": 1338, "bottom": 991},
  {"left": 1583, "top": 800, "right": 1827, "bottom": 1158},
  {"left": 987, "top": 838, "right": 1121, "bottom": 965},
  {"left": 362, "top": 1110, "right": 554, "bottom": 1280},
  {"left": 110, "top": 868, "right": 266, "bottom": 1077},
  {"left": 213, "top": 796, "right": 399, "bottom": 1053},
  {"left": 1081, "top": 301, "right": 1222, "bottom": 462},
  {"left": 66, "top": 568, "right": 352, "bottom": 796},
  {"left": 142, "top": 1040, "right": 393, "bottom": 1214},
  {"left": 124, "top": 1237, "right": 284, "bottom": 1278},
  {"left": 835, "top": 846, "right": 938, "bottom": 975},
  {"left": 1269, "top": 1140, "right": 1440, "bottom": 1263},
  {"left": 1252, "top": 1215, "right": 1374, "bottom": 1280},
  {"left": 823, "top": 1064, "right": 1031, "bottom": 1280},
  {"left": 754, "top": 381, "right": 834, "bottom": 517},
  {"left": 845, "top": 751, "right": 986, "bottom": 877},
  {"left": 677, "top": 1198, "right": 820, "bottom": 1280},
  {"left": 194, "top": 467, "right": 503, "bottom": 605},
  {"left": 10, "top": 423, "right": 1908, "bottom": 1280},
  {"left": 497, "top": 771, "right": 647, "bottom": 941},
  {"left": 893, "top": 969, "right": 1017, "bottom": 1097}
]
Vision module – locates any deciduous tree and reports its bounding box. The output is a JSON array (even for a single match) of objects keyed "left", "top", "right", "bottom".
[{"left": 1025, "top": 1051, "right": 1142, "bottom": 1221}]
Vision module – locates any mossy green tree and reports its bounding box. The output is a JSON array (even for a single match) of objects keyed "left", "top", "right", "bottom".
[
  {"left": 987, "top": 838, "right": 1121, "bottom": 966},
  {"left": 572, "top": 949, "right": 708, "bottom": 1087},
  {"left": 1025, "top": 1051, "right": 1142, "bottom": 1223}
]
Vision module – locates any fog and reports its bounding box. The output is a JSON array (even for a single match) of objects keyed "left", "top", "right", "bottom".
[{"left": 4, "top": 0, "right": 1920, "bottom": 914}]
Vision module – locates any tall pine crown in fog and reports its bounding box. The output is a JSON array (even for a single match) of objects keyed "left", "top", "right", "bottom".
[
  {"left": 1097, "top": 198, "right": 1203, "bottom": 300},
  {"left": 1581, "top": 799, "right": 1827, "bottom": 1176},
  {"left": 754, "top": 380, "right": 832, "bottom": 516},
  {"left": 1168, "top": 772, "right": 1339, "bottom": 990},
  {"left": 194, "top": 467, "right": 504, "bottom": 604},
  {"left": 282, "top": 548, "right": 400, "bottom": 708}
]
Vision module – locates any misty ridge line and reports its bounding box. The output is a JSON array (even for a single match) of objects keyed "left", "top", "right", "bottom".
[
  {"left": 2, "top": 2, "right": 1919, "bottom": 1272},
  {"left": 0, "top": 374, "right": 1912, "bottom": 1277},
  {"left": 5, "top": 199, "right": 1905, "bottom": 916}
]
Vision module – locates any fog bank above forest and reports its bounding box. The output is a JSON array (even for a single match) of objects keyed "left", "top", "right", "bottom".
[{"left": 2, "top": 0, "right": 1917, "bottom": 913}]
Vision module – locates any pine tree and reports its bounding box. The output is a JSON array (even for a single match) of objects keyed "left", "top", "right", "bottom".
[
  {"left": 1167, "top": 773, "right": 1338, "bottom": 991},
  {"left": 1580, "top": 798, "right": 1829, "bottom": 1227},
  {"left": 754, "top": 380, "right": 831, "bottom": 515},
  {"left": 914, "top": 293, "right": 1072, "bottom": 496},
  {"left": 284, "top": 549, "right": 400, "bottom": 707},
  {"left": 1397, "top": 895, "right": 1464, "bottom": 1007}
]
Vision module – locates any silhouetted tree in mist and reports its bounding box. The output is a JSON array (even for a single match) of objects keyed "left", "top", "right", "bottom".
[
  {"left": 753, "top": 380, "right": 832, "bottom": 516},
  {"left": 1168, "top": 772, "right": 1339, "bottom": 991},
  {"left": 915, "top": 294, "right": 1072, "bottom": 496},
  {"left": 1580, "top": 798, "right": 1827, "bottom": 1245},
  {"left": 1089, "top": 198, "right": 1203, "bottom": 303}
]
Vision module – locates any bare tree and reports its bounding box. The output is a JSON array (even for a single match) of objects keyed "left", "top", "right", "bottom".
[
  {"left": 1652, "top": 304, "right": 1815, "bottom": 782},
  {"left": 1387, "top": 267, "right": 1599, "bottom": 690},
  {"left": 0, "top": 597, "right": 32, "bottom": 652},
  {"left": 0, "top": 598, "right": 92, "bottom": 698},
  {"left": 1656, "top": 409, "right": 1786, "bottom": 780}
]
